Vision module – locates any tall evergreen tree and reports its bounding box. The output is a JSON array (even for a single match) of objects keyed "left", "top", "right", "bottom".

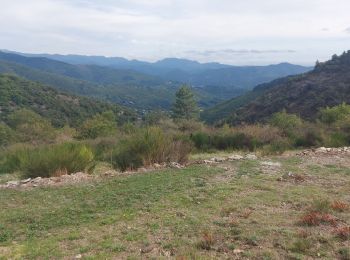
[{"left": 172, "top": 85, "right": 199, "bottom": 120}]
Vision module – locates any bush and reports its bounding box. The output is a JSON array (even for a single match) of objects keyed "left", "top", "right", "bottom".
[
  {"left": 6, "top": 109, "right": 56, "bottom": 144},
  {"left": 77, "top": 111, "right": 117, "bottom": 139},
  {"left": 7, "top": 143, "right": 95, "bottom": 178},
  {"left": 270, "top": 110, "right": 302, "bottom": 135},
  {"left": 112, "top": 127, "right": 192, "bottom": 171},
  {"left": 191, "top": 131, "right": 255, "bottom": 151},
  {"left": 320, "top": 103, "right": 350, "bottom": 125},
  {"left": 0, "top": 123, "right": 15, "bottom": 147}
]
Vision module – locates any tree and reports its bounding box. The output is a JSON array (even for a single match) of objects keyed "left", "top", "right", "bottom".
[{"left": 172, "top": 85, "right": 199, "bottom": 120}]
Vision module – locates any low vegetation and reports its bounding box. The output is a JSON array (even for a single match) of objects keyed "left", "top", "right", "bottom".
[{"left": 1, "top": 102, "right": 350, "bottom": 178}]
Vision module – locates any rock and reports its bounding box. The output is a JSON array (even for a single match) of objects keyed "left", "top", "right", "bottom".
[
  {"left": 153, "top": 163, "right": 162, "bottom": 169},
  {"left": 210, "top": 157, "right": 226, "bottom": 162},
  {"left": 233, "top": 249, "right": 244, "bottom": 254},
  {"left": 20, "top": 178, "right": 32, "bottom": 184},
  {"left": 228, "top": 154, "right": 244, "bottom": 160},
  {"left": 6, "top": 181, "right": 19, "bottom": 186},
  {"left": 203, "top": 160, "right": 215, "bottom": 164},
  {"left": 261, "top": 161, "right": 281, "bottom": 167},
  {"left": 316, "top": 147, "right": 327, "bottom": 153},
  {"left": 74, "top": 254, "right": 82, "bottom": 259},
  {"left": 32, "top": 177, "right": 42, "bottom": 183},
  {"left": 169, "top": 162, "right": 183, "bottom": 169},
  {"left": 140, "top": 245, "right": 153, "bottom": 254},
  {"left": 245, "top": 154, "right": 257, "bottom": 160}
]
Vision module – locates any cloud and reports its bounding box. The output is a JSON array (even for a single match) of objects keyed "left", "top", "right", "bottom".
[
  {"left": 345, "top": 27, "right": 350, "bottom": 33},
  {"left": 0, "top": 0, "right": 349, "bottom": 65},
  {"left": 187, "top": 49, "right": 297, "bottom": 57}
]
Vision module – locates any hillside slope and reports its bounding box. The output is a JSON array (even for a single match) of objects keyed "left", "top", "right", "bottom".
[
  {"left": 203, "top": 51, "right": 350, "bottom": 124},
  {"left": 0, "top": 74, "right": 132, "bottom": 127}
]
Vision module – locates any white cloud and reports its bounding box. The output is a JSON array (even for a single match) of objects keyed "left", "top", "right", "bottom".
[{"left": 0, "top": 0, "right": 349, "bottom": 65}]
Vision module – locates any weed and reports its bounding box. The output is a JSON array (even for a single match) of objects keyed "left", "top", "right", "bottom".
[
  {"left": 290, "top": 238, "right": 312, "bottom": 253},
  {"left": 300, "top": 212, "right": 337, "bottom": 226},
  {"left": 334, "top": 226, "right": 350, "bottom": 240},
  {"left": 331, "top": 201, "right": 349, "bottom": 212},
  {"left": 197, "top": 231, "right": 215, "bottom": 250}
]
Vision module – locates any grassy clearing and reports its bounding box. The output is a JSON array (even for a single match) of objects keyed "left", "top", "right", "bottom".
[{"left": 0, "top": 154, "right": 349, "bottom": 259}]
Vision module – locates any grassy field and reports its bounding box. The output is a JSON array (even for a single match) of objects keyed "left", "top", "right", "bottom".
[{"left": 0, "top": 152, "right": 349, "bottom": 259}]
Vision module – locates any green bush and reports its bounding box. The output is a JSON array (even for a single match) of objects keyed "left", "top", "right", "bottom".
[
  {"left": 112, "top": 127, "right": 192, "bottom": 171},
  {"left": 191, "top": 131, "right": 255, "bottom": 151},
  {"left": 320, "top": 103, "right": 350, "bottom": 125},
  {"left": 77, "top": 111, "right": 117, "bottom": 139},
  {"left": 1, "top": 143, "right": 95, "bottom": 178},
  {"left": 0, "top": 123, "right": 15, "bottom": 147},
  {"left": 6, "top": 109, "right": 56, "bottom": 144},
  {"left": 270, "top": 110, "right": 302, "bottom": 135},
  {"left": 0, "top": 145, "right": 30, "bottom": 174}
]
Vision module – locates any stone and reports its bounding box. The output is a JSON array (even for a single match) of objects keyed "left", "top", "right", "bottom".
[
  {"left": 169, "top": 162, "right": 183, "bottom": 169},
  {"left": 74, "top": 254, "right": 82, "bottom": 259},
  {"left": 228, "top": 154, "right": 244, "bottom": 160},
  {"left": 245, "top": 154, "right": 257, "bottom": 160},
  {"left": 32, "top": 177, "right": 42, "bottom": 183},
  {"left": 261, "top": 161, "right": 281, "bottom": 167},
  {"left": 210, "top": 157, "right": 226, "bottom": 162},
  {"left": 153, "top": 163, "right": 162, "bottom": 168},
  {"left": 233, "top": 249, "right": 244, "bottom": 254},
  {"left": 20, "top": 178, "right": 32, "bottom": 184},
  {"left": 6, "top": 181, "right": 19, "bottom": 186},
  {"left": 316, "top": 147, "right": 327, "bottom": 153}
]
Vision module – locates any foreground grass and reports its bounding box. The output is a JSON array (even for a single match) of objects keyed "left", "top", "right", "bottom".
[{"left": 0, "top": 155, "right": 349, "bottom": 259}]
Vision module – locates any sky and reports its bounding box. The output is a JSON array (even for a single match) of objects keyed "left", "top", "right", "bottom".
[{"left": 0, "top": 0, "right": 349, "bottom": 65}]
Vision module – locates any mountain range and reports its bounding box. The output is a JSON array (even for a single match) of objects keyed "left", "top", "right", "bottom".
[
  {"left": 9, "top": 50, "right": 312, "bottom": 89},
  {"left": 203, "top": 51, "right": 350, "bottom": 124}
]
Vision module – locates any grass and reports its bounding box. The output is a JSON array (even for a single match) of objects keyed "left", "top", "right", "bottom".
[{"left": 0, "top": 153, "right": 349, "bottom": 259}]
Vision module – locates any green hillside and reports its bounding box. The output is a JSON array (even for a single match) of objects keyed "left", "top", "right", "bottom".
[
  {"left": 0, "top": 74, "right": 133, "bottom": 127},
  {"left": 203, "top": 51, "right": 350, "bottom": 124}
]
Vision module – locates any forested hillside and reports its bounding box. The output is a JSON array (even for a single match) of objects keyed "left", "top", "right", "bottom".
[
  {"left": 203, "top": 51, "right": 350, "bottom": 124},
  {"left": 0, "top": 74, "right": 133, "bottom": 127}
]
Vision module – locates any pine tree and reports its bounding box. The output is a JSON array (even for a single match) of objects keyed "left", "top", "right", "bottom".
[{"left": 172, "top": 85, "right": 199, "bottom": 120}]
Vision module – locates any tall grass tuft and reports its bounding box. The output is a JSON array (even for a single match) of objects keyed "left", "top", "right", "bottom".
[
  {"left": 1, "top": 143, "right": 94, "bottom": 178},
  {"left": 112, "top": 127, "right": 192, "bottom": 171}
]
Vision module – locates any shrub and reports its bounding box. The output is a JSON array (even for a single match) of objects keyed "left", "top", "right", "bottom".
[
  {"left": 18, "top": 143, "right": 94, "bottom": 178},
  {"left": 0, "top": 123, "right": 15, "bottom": 147},
  {"left": 6, "top": 109, "right": 56, "bottom": 144},
  {"left": 261, "top": 137, "right": 292, "bottom": 155},
  {"left": 270, "top": 110, "right": 302, "bottom": 135},
  {"left": 191, "top": 131, "right": 255, "bottom": 151},
  {"left": 77, "top": 111, "right": 117, "bottom": 139},
  {"left": 300, "top": 212, "right": 337, "bottom": 226},
  {"left": 0, "top": 144, "right": 31, "bottom": 174},
  {"left": 320, "top": 103, "right": 350, "bottom": 125},
  {"left": 112, "top": 127, "right": 192, "bottom": 171}
]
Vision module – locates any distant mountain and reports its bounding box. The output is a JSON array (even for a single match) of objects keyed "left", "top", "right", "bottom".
[
  {"left": 0, "top": 74, "right": 133, "bottom": 127},
  {"left": 0, "top": 51, "right": 245, "bottom": 110},
  {"left": 6, "top": 50, "right": 312, "bottom": 89},
  {"left": 203, "top": 51, "right": 350, "bottom": 124}
]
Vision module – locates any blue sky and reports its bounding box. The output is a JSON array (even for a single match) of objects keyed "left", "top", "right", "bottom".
[{"left": 0, "top": 0, "right": 349, "bottom": 65}]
